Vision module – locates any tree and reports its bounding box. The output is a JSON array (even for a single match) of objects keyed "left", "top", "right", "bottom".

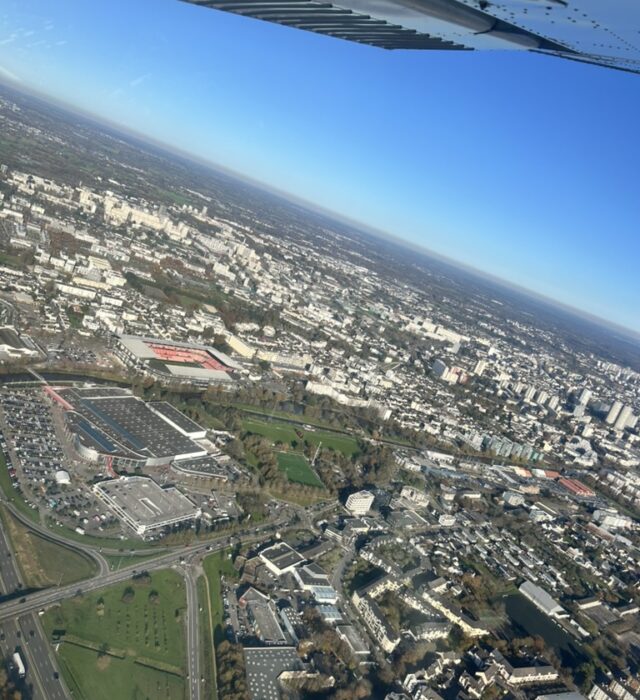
[{"left": 121, "top": 586, "right": 135, "bottom": 603}]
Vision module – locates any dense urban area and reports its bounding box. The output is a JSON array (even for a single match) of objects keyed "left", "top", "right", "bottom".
[{"left": 0, "top": 82, "right": 638, "bottom": 700}]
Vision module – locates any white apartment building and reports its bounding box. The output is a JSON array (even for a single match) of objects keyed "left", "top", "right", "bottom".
[{"left": 345, "top": 490, "right": 374, "bottom": 515}]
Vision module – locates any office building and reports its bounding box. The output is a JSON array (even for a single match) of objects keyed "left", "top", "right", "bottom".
[
  {"left": 345, "top": 490, "right": 374, "bottom": 515},
  {"left": 614, "top": 405, "right": 633, "bottom": 432},
  {"left": 606, "top": 400, "right": 623, "bottom": 425}
]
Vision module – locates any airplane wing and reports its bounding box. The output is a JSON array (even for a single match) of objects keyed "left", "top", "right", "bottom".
[{"left": 180, "top": 0, "right": 640, "bottom": 74}]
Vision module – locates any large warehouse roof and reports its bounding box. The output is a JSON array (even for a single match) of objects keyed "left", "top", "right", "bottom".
[
  {"left": 60, "top": 388, "right": 206, "bottom": 463},
  {"left": 94, "top": 476, "right": 200, "bottom": 536}
]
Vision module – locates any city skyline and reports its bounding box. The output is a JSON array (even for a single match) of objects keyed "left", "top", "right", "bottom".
[
  {"left": 1, "top": 0, "right": 639, "bottom": 333},
  {"left": 0, "top": 55, "right": 639, "bottom": 700}
]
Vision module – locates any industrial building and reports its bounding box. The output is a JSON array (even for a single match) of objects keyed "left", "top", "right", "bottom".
[
  {"left": 243, "top": 647, "right": 301, "bottom": 700},
  {"left": 293, "top": 563, "right": 338, "bottom": 604},
  {"left": 238, "top": 588, "right": 287, "bottom": 645},
  {"left": 259, "top": 542, "right": 306, "bottom": 577},
  {"left": 93, "top": 476, "right": 200, "bottom": 537},
  {"left": 148, "top": 402, "right": 207, "bottom": 439},
  {"left": 51, "top": 386, "right": 207, "bottom": 468}
]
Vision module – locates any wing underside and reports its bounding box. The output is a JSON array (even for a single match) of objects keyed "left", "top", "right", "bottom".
[{"left": 181, "top": 0, "right": 640, "bottom": 74}]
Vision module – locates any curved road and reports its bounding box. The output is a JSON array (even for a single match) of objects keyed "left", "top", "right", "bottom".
[{"left": 0, "top": 489, "right": 288, "bottom": 699}]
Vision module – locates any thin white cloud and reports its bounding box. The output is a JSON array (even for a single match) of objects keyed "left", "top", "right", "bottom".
[
  {"left": 0, "top": 33, "right": 17, "bottom": 46},
  {"left": 0, "top": 65, "right": 21, "bottom": 83},
  {"left": 55, "top": 39, "right": 67, "bottom": 46},
  {"left": 129, "top": 73, "right": 151, "bottom": 88}
]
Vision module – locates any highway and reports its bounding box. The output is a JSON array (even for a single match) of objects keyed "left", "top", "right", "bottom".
[
  {"left": 0, "top": 516, "right": 285, "bottom": 620},
  {"left": 0, "top": 495, "right": 288, "bottom": 699},
  {"left": 0, "top": 516, "right": 22, "bottom": 595},
  {"left": 184, "top": 566, "right": 201, "bottom": 700},
  {"left": 0, "top": 516, "right": 70, "bottom": 700},
  {"left": 0, "top": 492, "right": 110, "bottom": 577}
]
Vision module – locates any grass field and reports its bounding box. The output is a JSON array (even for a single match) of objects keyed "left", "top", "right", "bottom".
[
  {"left": 197, "top": 576, "right": 216, "bottom": 700},
  {"left": 276, "top": 452, "right": 324, "bottom": 488},
  {"left": 43, "top": 569, "right": 187, "bottom": 699},
  {"left": 0, "top": 507, "right": 97, "bottom": 588},
  {"left": 54, "top": 642, "right": 185, "bottom": 700},
  {"left": 242, "top": 417, "right": 361, "bottom": 457},
  {"left": 234, "top": 403, "right": 415, "bottom": 448},
  {"left": 202, "top": 549, "right": 236, "bottom": 645}
]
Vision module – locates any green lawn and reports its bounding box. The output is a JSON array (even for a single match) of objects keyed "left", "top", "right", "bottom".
[
  {"left": 0, "top": 507, "right": 97, "bottom": 588},
  {"left": 54, "top": 641, "right": 184, "bottom": 700},
  {"left": 276, "top": 452, "right": 324, "bottom": 488},
  {"left": 197, "top": 576, "right": 215, "bottom": 700},
  {"left": 43, "top": 569, "right": 187, "bottom": 699},
  {"left": 202, "top": 549, "right": 236, "bottom": 645},
  {"left": 242, "top": 417, "right": 360, "bottom": 458}
]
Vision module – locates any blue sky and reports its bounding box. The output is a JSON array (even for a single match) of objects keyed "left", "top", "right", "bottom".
[{"left": 1, "top": 0, "right": 639, "bottom": 332}]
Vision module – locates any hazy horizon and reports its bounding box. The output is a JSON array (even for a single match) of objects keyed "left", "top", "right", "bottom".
[
  {"left": 0, "top": 0, "right": 638, "bottom": 334},
  {"left": 1, "top": 75, "right": 639, "bottom": 345}
]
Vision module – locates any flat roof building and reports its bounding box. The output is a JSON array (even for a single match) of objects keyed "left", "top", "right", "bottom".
[
  {"left": 58, "top": 387, "right": 206, "bottom": 468},
  {"left": 239, "top": 588, "right": 287, "bottom": 645},
  {"left": 259, "top": 543, "right": 306, "bottom": 577},
  {"left": 519, "top": 580, "right": 566, "bottom": 619},
  {"left": 148, "top": 402, "right": 207, "bottom": 439},
  {"left": 93, "top": 476, "right": 200, "bottom": 537},
  {"left": 336, "top": 624, "right": 369, "bottom": 659},
  {"left": 243, "top": 647, "right": 301, "bottom": 700}
]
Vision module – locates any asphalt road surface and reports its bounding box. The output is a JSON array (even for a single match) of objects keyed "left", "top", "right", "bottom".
[
  {"left": 184, "top": 567, "right": 201, "bottom": 700},
  {"left": 0, "top": 518, "right": 70, "bottom": 699},
  {"left": 0, "top": 519, "right": 21, "bottom": 595},
  {"left": 0, "top": 505, "right": 286, "bottom": 700},
  {"left": 0, "top": 517, "right": 285, "bottom": 623}
]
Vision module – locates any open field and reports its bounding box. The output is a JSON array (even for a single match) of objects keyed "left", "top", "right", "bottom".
[
  {"left": 198, "top": 575, "right": 216, "bottom": 700},
  {"left": 234, "top": 403, "right": 415, "bottom": 448},
  {"left": 202, "top": 549, "right": 236, "bottom": 644},
  {"left": 0, "top": 506, "right": 97, "bottom": 588},
  {"left": 242, "top": 417, "right": 360, "bottom": 457},
  {"left": 43, "top": 569, "right": 187, "bottom": 699},
  {"left": 54, "top": 642, "right": 185, "bottom": 700},
  {"left": 276, "top": 451, "right": 324, "bottom": 487}
]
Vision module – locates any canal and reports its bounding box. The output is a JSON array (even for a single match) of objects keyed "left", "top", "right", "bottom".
[{"left": 505, "top": 593, "right": 587, "bottom": 667}]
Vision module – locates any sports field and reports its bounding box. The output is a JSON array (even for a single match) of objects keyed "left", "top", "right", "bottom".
[
  {"left": 43, "top": 569, "right": 187, "bottom": 700},
  {"left": 276, "top": 452, "right": 324, "bottom": 487},
  {"left": 242, "top": 417, "right": 360, "bottom": 457}
]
